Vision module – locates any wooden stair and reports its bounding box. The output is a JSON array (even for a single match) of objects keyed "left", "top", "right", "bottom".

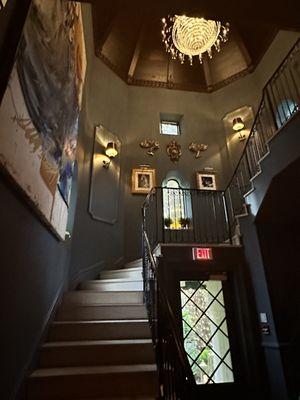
[{"left": 27, "top": 260, "right": 158, "bottom": 399}]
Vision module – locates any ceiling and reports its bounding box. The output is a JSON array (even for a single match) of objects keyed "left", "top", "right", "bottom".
[{"left": 90, "top": 1, "right": 280, "bottom": 92}]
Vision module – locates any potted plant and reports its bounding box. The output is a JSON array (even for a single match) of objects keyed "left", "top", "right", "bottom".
[
  {"left": 164, "top": 217, "right": 173, "bottom": 228},
  {"left": 179, "top": 217, "right": 191, "bottom": 228}
]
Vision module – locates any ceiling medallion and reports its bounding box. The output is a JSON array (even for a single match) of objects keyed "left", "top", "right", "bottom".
[{"left": 161, "top": 15, "right": 229, "bottom": 65}]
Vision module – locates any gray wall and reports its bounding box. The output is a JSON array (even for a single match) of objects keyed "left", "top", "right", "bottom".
[
  {"left": 71, "top": 6, "right": 299, "bottom": 263},
  {"left": 68, "top": 5, "right": 129, "bottom": 281},
  {"left": 123, "top": 86, "right": 226, "bottom": 260},
  {"left": 0, "top": 175, "right": 71, "bottom": 400}
]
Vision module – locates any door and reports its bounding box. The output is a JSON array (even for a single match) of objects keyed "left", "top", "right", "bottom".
[{"left": 179, "top": 276, "right": 237, "bottom": 386}]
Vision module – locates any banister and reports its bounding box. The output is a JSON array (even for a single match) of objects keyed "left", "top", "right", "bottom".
[
  {"left": 142, "top": 228, "right": 197, "bottom": 396},
  {"left": 225, "top": 38, "right": 300, "bottom": 192}
]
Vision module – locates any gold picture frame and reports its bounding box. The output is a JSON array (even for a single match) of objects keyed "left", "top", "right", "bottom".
[
  {"left": 131, "top": 167, "right": 156, "bottom": 194},
  {"left": 196, "top": 172, "right": 217, "bottom": 190}
]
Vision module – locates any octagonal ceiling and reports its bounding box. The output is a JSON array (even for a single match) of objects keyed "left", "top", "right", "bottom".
[{"left": 91, "top": 1, "right": 279, "bottom": 92}]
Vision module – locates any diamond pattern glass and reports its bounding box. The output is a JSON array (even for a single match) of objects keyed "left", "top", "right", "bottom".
[{"left": 180, "top": 280, "right": 234, "bottom": 385}]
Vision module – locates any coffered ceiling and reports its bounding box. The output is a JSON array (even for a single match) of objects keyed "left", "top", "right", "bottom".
[{"left": 90, "top": 1, "right": 281, "bottom": 92}]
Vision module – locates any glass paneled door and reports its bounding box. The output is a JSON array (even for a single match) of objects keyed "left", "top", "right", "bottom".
[{"left": 180, "top": 279, "right": 235, "bottom": 385}]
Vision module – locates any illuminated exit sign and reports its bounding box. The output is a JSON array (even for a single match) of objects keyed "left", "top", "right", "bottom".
[{"left": 192, "top": 247, "right": 213, "bottom": 261}]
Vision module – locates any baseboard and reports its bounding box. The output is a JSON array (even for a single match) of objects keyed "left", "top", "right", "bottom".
[
  {"left": 112, "top": 256, "right": 125, "bottom": 269},
  {"left": 15, "top": 279, "right": 66, "bottom": 400},
  {"left": 69, "top": 260, "right": 106, "bottom": 290}
]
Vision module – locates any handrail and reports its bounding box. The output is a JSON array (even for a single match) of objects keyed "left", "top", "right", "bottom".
[
  {"left": 225, "top": 38, "right": 300, "bottom": 192},
  {"left": 143, "top": 186, "right": 232, "bottom": 248},
  {"left": 262, "top": 38, "right": 300, "bottom": 94},
  {"left": 225, "top": 96, "right": 265, "bottom": 190},
  {"left": 142, "top": 229, "right": 197, "bottom": 397}
]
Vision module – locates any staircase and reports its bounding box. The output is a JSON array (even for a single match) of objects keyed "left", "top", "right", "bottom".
[{"left": 27, "top": 260, "right": 159, "bottom": 399}]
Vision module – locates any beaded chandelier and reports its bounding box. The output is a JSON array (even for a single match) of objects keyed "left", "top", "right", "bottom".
[{"left": 161, "top": 15, "right": 230, "bottom": 65}]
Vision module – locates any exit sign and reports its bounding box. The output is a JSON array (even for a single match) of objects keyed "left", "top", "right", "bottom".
[{"left": 192, "top": 247, "right": 213, "bottom": 261}]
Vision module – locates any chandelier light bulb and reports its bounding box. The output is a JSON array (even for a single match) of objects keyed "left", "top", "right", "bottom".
[{"left": 161, "top": 15, "right": 229, "bottom": 66}]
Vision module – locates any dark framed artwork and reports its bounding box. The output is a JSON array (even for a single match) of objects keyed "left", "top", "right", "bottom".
[{"left": 196, "top": 172, "right": 217, "bottom": 190}]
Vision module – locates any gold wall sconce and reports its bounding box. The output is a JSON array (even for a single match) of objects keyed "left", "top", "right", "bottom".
[
  {"left": 140, "top": 140, "right": 160, "bottom": 156},
  {"left": 233, "top": 117, "right": 246, "bottom": 141},
  {"left": 103, "top": 142, "right": 119, "bottom": 168},
  {"left": 188, "top": 142, "right": 208, "bottom": 158}
]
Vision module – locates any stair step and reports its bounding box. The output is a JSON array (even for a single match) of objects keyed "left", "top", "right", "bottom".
[
  {"left": 28, "top": 364, "right": 158, "bottom": 399},
  {"left": 40, "top": 339, "right": 154, "bottom": 368},
  {"left": 100, "top": 269, "right": 142, "bottom": 280},
  {"left": 80, "top": 279, "right": 143, "bottom": 292},
  {"left": 48, "top": 320, "right": 151, "bottom": 341},
  {"left": 63, "top": 290, "right": 144, "bottom": 305},
  {"left": 56, "top": 304, "right": 147, "bottom": 321},
  {"left": 101, "top": 266, "right": 142, "bottom": 275},
  {"left": 124, "top": 258, "right": 142, "bottom": 269}
]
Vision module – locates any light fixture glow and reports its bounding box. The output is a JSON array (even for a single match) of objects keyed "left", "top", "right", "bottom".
[
  {"left": 105, "top": 142, "right": 118, "bottom": 158},
  {"left": 0, "top": 0, "right": 8, "bottom": 10},
  {"left": 232, "top": 117, "right": 245, "bottom": 132},
  {"left": 102, "top": 142, "right": 118, "bottom": 168},
  {"left": 161, "top": 15, "right": 229, "bottom": 65}
]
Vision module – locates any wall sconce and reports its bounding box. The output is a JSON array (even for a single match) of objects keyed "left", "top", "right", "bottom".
[
  {"left": 140, "top": 139, "right": 160, "bottom": 156},
  {"left": 188, "top": 142, "right": 208, "bottom": 158},
  {"left": 103, "top": 142, "right": 118, "bottom": 168},
  {"left": 232, "top": 117, "right": 246, "bottom": 141},
  {"left": 0, "top": 0, "right": 8, "bottom": 10}
]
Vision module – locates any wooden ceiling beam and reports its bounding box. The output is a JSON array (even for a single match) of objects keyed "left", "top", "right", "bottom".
[
  {"left": 83, "top": 0, "right": 300, "bottom": 30},
  {"left": 232, "top": 27, "right": 252, "bottom": 67},
  {"left": 202, "top": 56, "right": 213, "bottom": 90},
  {"left": 127, "top": 24, "right": 145, "bottom": 80},
  {"left": 91, "top": 1, "right": 119, "bottom": 55}
]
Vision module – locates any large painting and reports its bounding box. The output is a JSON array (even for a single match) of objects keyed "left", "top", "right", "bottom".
[{"left": 0, "top": 0, "right": 86, "bottom": 239}]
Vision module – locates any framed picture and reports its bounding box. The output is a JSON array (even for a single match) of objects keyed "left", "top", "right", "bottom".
[
  {"left": 196, "top": 172, "right": 217, "bottom": 190},
  {"left": 132, "top": 167, "right": 156, "bottom": 194}
]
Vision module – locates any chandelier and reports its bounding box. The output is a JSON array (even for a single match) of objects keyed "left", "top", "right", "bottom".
[{"left": 161, "top": 15, "right": 229, "bottom": 65}]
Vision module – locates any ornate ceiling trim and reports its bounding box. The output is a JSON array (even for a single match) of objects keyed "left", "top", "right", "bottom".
[{"left": 97, "top": 50, "right": 254, "bottom": 93}]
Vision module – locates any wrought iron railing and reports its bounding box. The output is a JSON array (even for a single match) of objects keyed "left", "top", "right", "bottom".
[
  {"left": 142, "top": 38, "right": 300, "bottom": 399},
  {"left": 224, "top": 38, "right": 300, "bottom": 225},
  {"left": 142, "top": 230, "right": 197, "bottom": 399},
  {"left": 143, "top": 187, "right": 232, "bottom": 249}
]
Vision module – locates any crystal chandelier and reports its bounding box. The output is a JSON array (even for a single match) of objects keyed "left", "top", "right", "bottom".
[{"left": 161, "top": 15, "right": 230, "bottom": 65}]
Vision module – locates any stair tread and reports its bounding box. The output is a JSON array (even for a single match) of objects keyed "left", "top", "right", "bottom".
[
  {"left": 124, "top": 259, "right": 142, "bottom": 268},
  {"left": 60, "top": 303, "right": 145, "bottom": 307},
  {"left": 101, "top": 267, "right": 142, "bottom": 274},
  {"left": 52, "top": 319, "right": 148, "bottom": 325},
  {"left": 69, "top": 290, "right": 143, "bottom": 294},
  {"left": 84, "top": 278, "right": 143, "bottom": 284},
  {"left": 43, "top": 339, "right": 152, "bottom": 347},
  {"left": 30, "top": 364, "right": 157, "bottom": 378}
]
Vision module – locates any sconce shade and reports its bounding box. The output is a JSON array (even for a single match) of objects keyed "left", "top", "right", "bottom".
[
  {"left": 232, "top": 117, "right": 245, "bottom": 131},
  {"left": 105, "top": 142, "right": 118, "bottom": 158}
]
